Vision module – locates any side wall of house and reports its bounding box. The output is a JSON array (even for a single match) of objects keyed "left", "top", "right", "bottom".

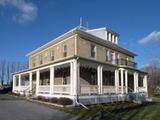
[
  {"left": 77, "top": 36, "right": 134, "bottom": 63},
  {"left": 29, "top": 35, "right": 76, "bottom": 68}
]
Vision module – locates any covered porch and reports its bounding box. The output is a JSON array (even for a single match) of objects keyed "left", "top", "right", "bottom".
[{"left": 12, "top": 58, "right": 148, "bottom": 98}]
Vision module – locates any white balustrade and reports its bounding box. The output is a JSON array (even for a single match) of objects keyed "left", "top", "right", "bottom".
[
  {"left": 38, "top": 85, "right": 50, "bottom": 93},
  {"left": 53, "top": 85, "right": 70, "bottom": 94},
  {"left": 102, "top": 85, "right": 116, "bottom": 94},
  {"left": 80, "top": 85, "right": 98, "bottom": 95}
]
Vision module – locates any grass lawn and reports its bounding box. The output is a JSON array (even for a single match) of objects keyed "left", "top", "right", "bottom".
[{"left": 62, "top": 96, "right": 160, "bottom": 120}]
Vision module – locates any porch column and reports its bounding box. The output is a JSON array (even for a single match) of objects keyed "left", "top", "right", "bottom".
[
  {"left": 143, "top": 75, "right": 148, "bottom": 93},
  {"left": 109, "top": 33, "right": 111, "bottom": 41},
  {"left": 70, "top": 62, "right": 73, "bottom": 95},
  {"left": 97, "top": 66, "right": 102, "bottom": 94},
  {"left": 36, "top": 70, "right": 40, "bottom": 95},
  {"left": 134, "top": 72, "right": 138, "bottom": 93},
  {"left": 18, "top": 74, "right": 21, "bottom": 92},
  {"left": 50, "top": 67, "right": 54, "bottom": 94},
  {"left": 114, "top": 69, "right": 119, "bottom": 94},
  {"left": 125, "top": 70, "right": 128, "bottom": 94},
  {"left": 70, "top": 60, "right": 79, "bottom": 96},
  {"left": 12, "top": 75, "right": 16, "bottom": 91},
  {"left": 120, "top": 69, "right": 124, "bottom": 94},
  {"left": 29, "top": 72, "right": 32, "bottom": 91}
]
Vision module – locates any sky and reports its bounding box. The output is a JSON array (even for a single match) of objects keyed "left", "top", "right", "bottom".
[{"left": 0, "top": 0, "right": 160, "bottom": 68}]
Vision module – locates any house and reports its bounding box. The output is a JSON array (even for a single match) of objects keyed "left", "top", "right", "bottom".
[{"left": 12, "top": 26, "right": 148, "bottom": 105}]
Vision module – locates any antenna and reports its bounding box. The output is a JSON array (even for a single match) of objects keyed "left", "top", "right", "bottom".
[{"left": 79, "top": 17, "right": 82, "bottom": 27}]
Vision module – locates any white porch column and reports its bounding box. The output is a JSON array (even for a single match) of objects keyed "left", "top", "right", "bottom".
[
  {"left": 97, "top": 66, "right": 102, "bottom": 94},
  {"left": 115, "top": 36, "right": 118, "bottom": 44},
  {"left": 125, "top": 70, "right": 128, "bottom": 94},
  {"left": 109, "top": 33, "right": 111, "bottom": 41},
  {"left": 112, "top": 34, "right": 115, "bottom": 43},
  {"left": 134, "top": 72, "right": 138, "bottom": 93},
  {"left": 18, "top": 74, "right": 21, "bottom": 92},
  {"left": 120, "top": 69, "right": 124, "bottom": 94},
  {"left": 12, "top": 75, "right": 16, "bottom": 91},
  {"left": 70, "top": 60, "right": 79, "bottom": 96},
  {"left": 50, "top": 67, "right": 54, "bottom": 94},
  {"left": 36, "top": 70, "right": 40, "bottom": 95},
  {"left": 114, "top": 69, "right": 119, "bottom": 94},
  {"left": 143, "top": 75, "right": 148, "bottom": 93},
  {"left": 29, "top": 72, "right": 32, "bottom": 91}
]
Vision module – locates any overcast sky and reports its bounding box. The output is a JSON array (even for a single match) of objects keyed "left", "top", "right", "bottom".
[{"left": 0, "top": 0, "right": 160, "bottom": 68}]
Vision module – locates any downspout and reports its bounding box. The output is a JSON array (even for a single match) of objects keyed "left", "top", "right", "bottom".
[{"left": 75, "top": 54, "right": 89, "bottom": 110}]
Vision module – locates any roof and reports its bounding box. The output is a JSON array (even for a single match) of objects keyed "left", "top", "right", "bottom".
[{"left": 26, "top": 26, "right": 137, "bottom": 57}]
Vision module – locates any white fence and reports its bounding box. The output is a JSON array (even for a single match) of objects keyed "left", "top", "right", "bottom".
[{"left": 53, "top": 85, "right": 70, "bottom": 94}]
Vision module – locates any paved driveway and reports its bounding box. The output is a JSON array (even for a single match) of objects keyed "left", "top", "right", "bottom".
[{"left": 0, "top": 94, "right": 80, "bottom": 120}]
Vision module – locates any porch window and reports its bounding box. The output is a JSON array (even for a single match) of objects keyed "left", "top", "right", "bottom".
[
  {"left": 90, "top": 44, "right": 96, "bottom": 58},
  {"left": 50, "top": 49, "right": 54, "bottom": 61},
  {"left": 15, "top": 77, "right": 19, "bottom": 86},
  {"left": 103, "top": 71, "right": 115, "bottom": 85},
  {"left": 63, "top": 76, "right": 68, "bottom": 85},
  {"left": 63, "top": 44, "right": 67, "bottom": 57},
  {"left": 90, "top": 71, "right": 97, "bottom": 85},
  {"left": 138, "top": 75, "right": 144, "bottom": 87}
]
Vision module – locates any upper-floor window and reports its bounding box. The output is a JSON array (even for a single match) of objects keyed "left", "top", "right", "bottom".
[
  {"left": 105, "top": 49, "right": 109, "bottom": 62},
  {"left": 110, "top": 51, "right": 114, "bottom": 63},
  {"left": 39, "top": 55, "right": 43, "bottom": 65},
  {"left": 63, "top": 44, "right": 67, "bottom": 57},
  {"left": 43, "top": 52, "right": 48, "bottom": 62},
  {"left": 50, "top": 49, "right": 54, "bottom": 61},
  {"left": 90, "top": 44, "right": 96, "bottom": 58},
  {"left": 32, "top": 57, "right": 36, "bottom": 67},
  {"left": 115, "top": 53, "right": 119, "bottom": 64}
]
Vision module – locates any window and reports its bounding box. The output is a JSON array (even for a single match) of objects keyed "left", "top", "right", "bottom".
[
  {"left": 110, "top": 51, "right": 114, "bottom": 63},
  {"left": 32, "top": 57, "right": 36, "bottom": 67},
  {"left": 90, "top": 44, "right": 96, "bottom": 58},
  {"left": 43, "top": 52, "right": 48, "bottom": 62},
  {"left": 90, "top": 71, "right": 97, "bottom": 85},
  {"left": 50, "top": 49, "right": 54, "bottom": 61},
  {"left": 138, "top": 75, "right": 144, "bottom": 87},
  {"left": 63, "top": 44, "right": 67, "bottom": 57},
  {"left": 105, "top": 49, "right": 109, "bottom": 62},
  {"left": 63, "top": 76, "right": 67, "bottom": 85},
  {"left": 39, "top": 55, "right": 43, "bottom": 64},
  {"left": 115, "top": 53, "right": 119, "bottom": 64}
]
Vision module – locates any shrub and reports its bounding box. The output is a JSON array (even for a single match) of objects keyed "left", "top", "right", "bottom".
[
  {"left": 11, "top": 92, "right": 20, "bottom": 96},
  {"left": 37, "top": 96, "right": 49, "bottom": 102},
  {"left": 49, "top": 97, "right": 58, "bottom": 103},
  {"left": 58, "top": 97, "right": 73, "bottom": 105}
]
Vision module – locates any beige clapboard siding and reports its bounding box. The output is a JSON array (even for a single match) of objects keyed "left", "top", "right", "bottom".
[
  {"left": 29, "top": 36, "right": 75, "bottom": 68},
  {"left": 77, "top": 36, "right": 134, "bottom": 62}
]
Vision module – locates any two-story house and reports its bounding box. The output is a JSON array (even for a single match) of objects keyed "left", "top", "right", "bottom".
[{"left": 12, "top": 26, "right": 148, "bottom": 105}]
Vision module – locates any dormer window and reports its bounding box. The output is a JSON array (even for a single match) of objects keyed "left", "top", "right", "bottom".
[
  {"left": 90, "top": 44, "right": 96, "bottom": 58},
  {"left": 63, "top": 44, "right": 67, "bottom": 57}
]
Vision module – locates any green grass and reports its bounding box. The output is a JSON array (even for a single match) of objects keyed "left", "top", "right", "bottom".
[{"left": 63, "top": 97, "right": 160, "bottom": 120}]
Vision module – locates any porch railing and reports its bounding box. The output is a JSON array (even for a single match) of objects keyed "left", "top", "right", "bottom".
[
  {"left": 137, "top": 87, "right": 146, "bottom": 93},
  {"left": 53, "top": 85, "right": 70, "bottom": 94},
  {"left": 80, "top": 85, "right": 98, "bottom": 95},
  {"left": 39, "top": 85, "right": 50, "bottom": 93},
  {"left": 102, "top": 85, "right": 116, "bottom": 94}
]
